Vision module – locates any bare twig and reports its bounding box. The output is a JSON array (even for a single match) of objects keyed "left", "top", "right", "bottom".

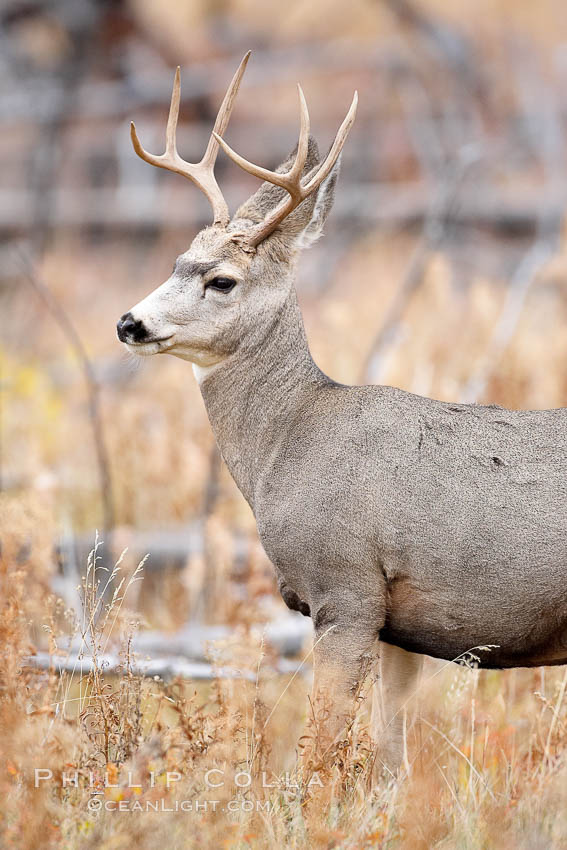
[
  {"left": 16, "top": 250, "right": 115, "bottom": 534},
  {"left": 379, "top": 0, "right": 483, "bottom": 100},
  {"left": 200, "top": 443, "right": 222, "bottom": 620},
  {"left": 460, "top": 63, "right": 565, "bottom": 404},
  {"left": 458, "top": 236, "right": 559, "bottom": 403},
  {"left": 361, "top": 150, "right": 480, "bottom": 384}
]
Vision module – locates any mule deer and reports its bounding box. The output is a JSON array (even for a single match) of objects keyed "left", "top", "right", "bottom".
[{"left": 118, "top": 53, "right": 567, "bottom": 775}]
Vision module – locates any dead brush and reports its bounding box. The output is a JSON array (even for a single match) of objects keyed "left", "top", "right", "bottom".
[
  {"left": 154, "top": 678, "right": 215, "bottom": 766},
  {"left": 71, "top": 535, "right": 146, "bottom": 767},
  {"left": 532, "top": 667, "right": 567, "bottom": 780},
  {"left": 2, "top": 536, "right": 567, "bottom": 848},
  {"left": 298, "top": 655, "right": 377, "bottom": 829},
  {"left": 300, "top": 669, "right": 375, "bottom": 783},
  {"left": 4, "top": 506, "right": 567, "bottom": 848}
]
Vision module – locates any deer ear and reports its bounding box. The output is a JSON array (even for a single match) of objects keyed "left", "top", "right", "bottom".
[
  {"left": 233, "top": 136, "right": 337, "bottom": 247},
  {"left": 295, "top": 154, "right": 340, "bottom": 249}
]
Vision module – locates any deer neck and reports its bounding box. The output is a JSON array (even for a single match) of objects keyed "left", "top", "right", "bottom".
[{"left": 195, "top": 286, "right": 326, "bottom": 508}]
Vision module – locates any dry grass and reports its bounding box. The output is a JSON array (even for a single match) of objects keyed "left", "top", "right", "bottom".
[{"left": 1, "top": 509, "right": 567, "bottom": 849}]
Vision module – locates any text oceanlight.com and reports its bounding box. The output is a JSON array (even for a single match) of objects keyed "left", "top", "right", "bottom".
[{"left": 86, "top": 798, "right": 275, "bottom": 813}]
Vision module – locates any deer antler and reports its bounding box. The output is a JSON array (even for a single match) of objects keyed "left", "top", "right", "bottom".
[
  {"left": 130, "top": 52, "right": 251, "bottom": 227},
  {"left": 213, "top": 84, "right": 358, "bottom": 247}
]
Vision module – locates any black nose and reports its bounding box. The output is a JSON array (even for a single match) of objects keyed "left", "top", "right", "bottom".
[{"left": 116, "top": 312, "right": 148, "bottom": 343}]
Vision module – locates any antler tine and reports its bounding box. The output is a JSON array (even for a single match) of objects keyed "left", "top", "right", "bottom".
[
  {"left": 213, "top": 84, "right": 310, "bottom": 195},
  {"left": 290, "top": 85, "right": 311, "bottom": 181},
  {"left": 303, "top": 91, "right": 358, "bottom": 195},
  {"left": 213, "top": 87, "right": 357, "bottom": 247},
  {"left": 165, "top": 66, "right": 181, "bottom": 157},
  {"left": 202, "top": 50, "right": 251, "bottom": 169},
  {"left": 130, "top": 52, "right": 251, "bottom": 227}
]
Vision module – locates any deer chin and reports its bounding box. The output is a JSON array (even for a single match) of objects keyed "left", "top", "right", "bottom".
[{"left": 124, "top": 335, "right": 175, "bottom": 356}]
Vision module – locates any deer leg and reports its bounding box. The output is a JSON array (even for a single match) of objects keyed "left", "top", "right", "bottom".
[
  {"left": 371, "top": 642, "right": 423, "bottom": 778},
  {"left": 304, "top": 595, "right": 382, "bottom": 764}
]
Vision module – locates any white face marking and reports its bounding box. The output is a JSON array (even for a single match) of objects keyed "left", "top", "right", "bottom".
[
  {"left": 192, "top": 363, "right": 219, "bottom": 384},
  {"left": 124, "top": 338, "right": 174, "bottom": 357}
]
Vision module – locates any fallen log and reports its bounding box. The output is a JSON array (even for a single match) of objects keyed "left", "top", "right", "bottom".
[
  {"left": 23, "top": 651, "right": 304, "bottom": 681},
  {"left": 49, "top": 616, "right": 313, "bottom": 662}
]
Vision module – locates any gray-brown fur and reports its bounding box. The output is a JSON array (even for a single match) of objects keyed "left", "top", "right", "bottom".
[{"left": 119, "top": 132, "right": 567, "bottom": 774}]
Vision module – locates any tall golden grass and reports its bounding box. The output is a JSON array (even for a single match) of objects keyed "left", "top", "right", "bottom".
[{"left": 1, "top": 500, "right": 567, "bottom": 849}]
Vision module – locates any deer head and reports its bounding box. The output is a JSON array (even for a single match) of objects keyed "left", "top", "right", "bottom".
[{"left": 117, "top": 53, "right": 357, "bottom": 370}]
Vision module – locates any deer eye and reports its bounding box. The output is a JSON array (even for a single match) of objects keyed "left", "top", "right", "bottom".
[{"left": 205, "top": 276, "right": 237, "bottom": 293}]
